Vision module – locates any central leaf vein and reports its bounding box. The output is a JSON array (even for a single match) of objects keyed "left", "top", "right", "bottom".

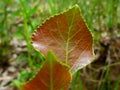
[
  {"left": 65, "top": 8, "right": 77, "bottom": 64},
  {"left": 50, "top": 59, "right": 53, "bottom": 90}
]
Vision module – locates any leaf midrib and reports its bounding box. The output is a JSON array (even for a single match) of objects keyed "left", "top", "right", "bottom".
[
  {"left": 50, "top": 58, "right": 53, "bottom": 90},
  {"left": 65, "top": 7, "right": 77, "bottom": 64}
]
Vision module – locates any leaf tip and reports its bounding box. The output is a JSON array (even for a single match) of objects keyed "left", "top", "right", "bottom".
[
  {"left": 71, "top": 4, "right": 80, "bottom": 10},
  {"left": 46, "top": 50, "right": 56, "bottom": 61},
  {"left": 74, "top": 4, "right": 79, "bottom": 8}
]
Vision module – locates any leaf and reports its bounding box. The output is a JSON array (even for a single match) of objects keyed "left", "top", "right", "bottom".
[
  {"left": 32, "top": 5, "right": 94, "bottom": 73},
  {"left": 21, "top": 51, "right": 71, "bottom": 90}
]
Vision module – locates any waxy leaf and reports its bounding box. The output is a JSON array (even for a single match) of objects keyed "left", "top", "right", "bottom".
[
  {"left": 32, "top": 5, "right": 94, "bottom": 73},
  {"left": 21, "top": 51, "right": 71, "bottom": 90}
]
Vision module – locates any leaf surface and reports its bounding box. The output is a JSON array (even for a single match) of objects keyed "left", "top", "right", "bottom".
[
  {"left": 21, "top": 51, "right": 71, "bottom": 90},
  {"left": 32, "top": 5, "right": 94, "bottom": 73}
]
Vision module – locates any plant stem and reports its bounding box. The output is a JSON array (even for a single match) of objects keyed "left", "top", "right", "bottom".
[{"left": 20, "top": 0, "right": 33, "bottom": 69}]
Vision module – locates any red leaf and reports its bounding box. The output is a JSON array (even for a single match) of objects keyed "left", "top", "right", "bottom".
[
  {"left": 32, "top": 5, "right": 94, "bottom": 73},
  {"left": 21, "top": 51, "right": 71, "bottom": 90}
]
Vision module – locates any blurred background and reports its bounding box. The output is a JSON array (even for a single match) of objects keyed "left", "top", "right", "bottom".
[{"left": 0, "top": 0, "right": 120, "bottom": 90}]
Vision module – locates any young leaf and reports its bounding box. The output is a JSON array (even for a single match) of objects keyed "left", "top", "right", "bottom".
[
  {"left": 21, "top": 51, "right": 71, "bottom": 90},
  {"left": 32, "top": 5, "right": 94, "bottom": 73}
]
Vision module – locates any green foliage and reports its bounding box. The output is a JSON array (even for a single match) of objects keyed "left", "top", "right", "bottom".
[
  {"left": 72, "top": 71, "right": 83, "bottom": 90},
  {"left": 11, "top": 71, "right": 35, "bottom": 89}
]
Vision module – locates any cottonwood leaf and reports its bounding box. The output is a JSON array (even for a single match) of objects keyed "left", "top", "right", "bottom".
[
  {"left": 21, "top": 51, "right": 71, "bottom": 90},
  {"left": 32, "top": 5, "right": 94, "bottom": 73}
]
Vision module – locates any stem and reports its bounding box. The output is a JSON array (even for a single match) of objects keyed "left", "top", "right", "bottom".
[
  {"left": 20, "top": 0, "right": 33, "bottom": 69},
  {"left": 98, "top": 0, "right": 102, "bottom": 32}
]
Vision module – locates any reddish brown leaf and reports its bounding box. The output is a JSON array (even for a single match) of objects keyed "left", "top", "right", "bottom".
[
  {"left": 21, "top": 51, "right": 71, "bottom": 90},
  {"left": 32, "top": 5, "right": 94, "bottom": 73}
]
